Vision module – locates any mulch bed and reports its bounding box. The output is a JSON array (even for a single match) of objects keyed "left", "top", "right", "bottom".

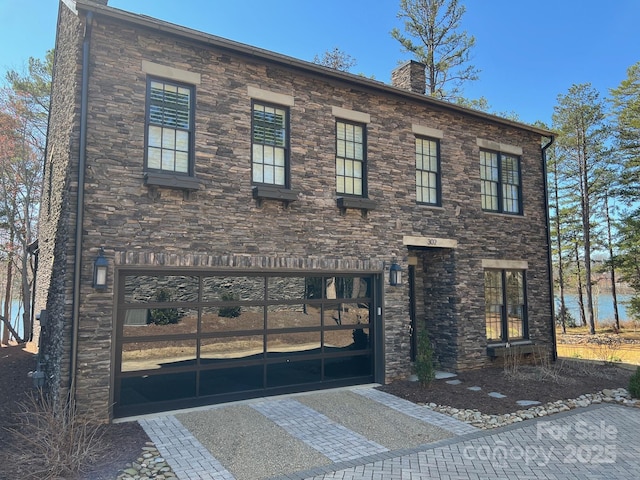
[
  {"left": 379, "top": 360, "right": 634, "bottom": 415},
  {"left": 0, "top": 343, "right": 635, "bottom": 479}
]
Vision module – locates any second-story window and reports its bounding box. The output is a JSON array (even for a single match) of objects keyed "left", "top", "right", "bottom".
[
  {"left": 336, "top": 120, "right": 366, "bottom": 196},
  {"left": 252, "top": 102, "right": 288, "bottom": 186},
  {"left": 415, "top": 136, "right": 441, "bottom": 205},
  {"left": 146, "top": 78, "right": 194, "bottom": 175},
  {"left": 480, "top": 150, "right": 521, "bottom": 214}
]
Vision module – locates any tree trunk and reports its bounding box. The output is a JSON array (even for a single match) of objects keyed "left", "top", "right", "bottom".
[
  {"left": 552, "top": 155, "right": 567, "bottom": 333},
  {"left": 2, "top": 259, "right": 12, "bottom": 344},
  {"left": 21, "top": 251, "right": 32, "bottom": 341},
  {"left": 2, "top": 228, "right": 15, "bottom": 344},
  {"left": 577, "top": 128, "right": 595, "bottom": 334},
  {"left": 574, "top": 241, "right": 587, "bottom": 327},
  {"left": 604, "top": 193, "right": 621, "bottom": 332}
]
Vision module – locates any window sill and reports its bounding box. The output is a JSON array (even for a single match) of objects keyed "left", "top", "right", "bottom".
[
  {"left": 144, "top": 172, "right": 202, "bottom": 191},
  {"left": 337, "top": 196, "right": 377, "bottom": 211},
  {"left": 252, "top": 185, "right": 299, "bottom": 205},
  {"left": 417, "top": 203, "right": 444, "bottom": 210},
  {"left": 487, "top": 341, "right": 534, "bottom": 357},
  {"left": 482, "top": 210, "right": 524, "bottom": 218}
]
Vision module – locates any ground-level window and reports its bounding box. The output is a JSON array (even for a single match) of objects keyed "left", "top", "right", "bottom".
[
  {"left": 484, "top": 269, "right": 527, "bottom": 342},
  {"left": 115, "top": 271, "right": 379, "bottom": 416}
]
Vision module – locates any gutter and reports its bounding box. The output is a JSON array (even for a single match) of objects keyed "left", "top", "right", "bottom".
[
  {"left": 69, "top": 10, "right": 93, "bottom": 399},
  {"left": 541, "top": 135, "right": 557, "bottom": 361}
]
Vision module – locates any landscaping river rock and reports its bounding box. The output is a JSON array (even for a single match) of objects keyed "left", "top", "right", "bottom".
[{"left": 115, "top": 388, "right": 637, "bottom": 479}]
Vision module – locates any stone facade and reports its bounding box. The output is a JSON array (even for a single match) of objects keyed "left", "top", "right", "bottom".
[{"left": 37, "top": 0, "right": 555, "bottom": 420}]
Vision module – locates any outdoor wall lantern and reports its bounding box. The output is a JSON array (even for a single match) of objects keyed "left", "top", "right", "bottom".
[
  {"left": 389, "top": 261, "right": 402, "bottom": 286},
  {"left": 93, "top": 247, "right": 108, "bottom": 290}
]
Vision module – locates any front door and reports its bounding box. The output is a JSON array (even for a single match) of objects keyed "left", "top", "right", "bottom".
[{"left": 409, "top": 265, "right": 417, "bottom": 361}]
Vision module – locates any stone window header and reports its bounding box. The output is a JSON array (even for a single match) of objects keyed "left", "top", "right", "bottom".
[
  {"left": 482, "top": 259, "right": 528, "bottom": 270},
  {"left": 247, "top": 86, "right": 295, "bottom": 106},
  {"left": 332, "top": 106, "right": 371, "bottom": 124},
  {"left": 476, "top": 138, "right": 522, "bottom": 156},
  {"left": 142, "top": 61, "right": 201, "bottom": 85},
  {"left": 412, "top": 124, "right": 443, "bottom": 139}
]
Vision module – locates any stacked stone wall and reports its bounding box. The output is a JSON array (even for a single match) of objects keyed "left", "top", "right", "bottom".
[{"left": 41, "top": 8, "right": 553, "bottom": 419}]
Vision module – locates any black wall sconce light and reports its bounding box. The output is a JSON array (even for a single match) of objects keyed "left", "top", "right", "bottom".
[
  {"left": 389, "top": 261, "right": 402, "bottom": 286},
  {"left": 93, "top": 247, "right": 108, "bottom": 290}
]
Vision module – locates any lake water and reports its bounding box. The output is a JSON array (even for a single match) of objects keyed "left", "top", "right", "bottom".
[
  {"left": 558, "top": 293, "right": 634, "bottom": 324},
  {"left": 1, "top": 300, "right": 24, "bottom": 340}
]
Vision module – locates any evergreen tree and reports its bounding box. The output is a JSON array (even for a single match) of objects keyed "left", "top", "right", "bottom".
[
  {"left": 391, "top": 0, "right": 479, "bottom": 100},
  {"left": 552, "top": 84, "right": 609, "bottom": 334},
  {"left": 610, "top": 62, "right": 640, "bottom": 321}
]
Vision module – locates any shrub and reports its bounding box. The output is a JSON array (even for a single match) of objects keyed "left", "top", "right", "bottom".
[
  {"left": 218, "top": 291, "right": 241, "bottom": 318},
  {"left": 555, "top": 304, "right": 577, "bottom": 328},
  {"left": 413, "top": 328, "right": 435, "bottom": 386},
  {"left": 8, "top": 390, "right": 105, "bottom": 479},
  {"left": 629, "top": 367, "right": 640, "bottom": 399},
  {"left": 148, "top": 288, "right": 181, "bottom": 325}
]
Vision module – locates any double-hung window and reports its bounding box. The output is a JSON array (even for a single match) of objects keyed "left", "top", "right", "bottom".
[
  {"left": 480, "top": 150, "right": 521, "bottom": 214},
  {"left": 415, "top": 137, "right": 441, "bottom": 205},
  {"left": 146, "top": 78, "right": 194, "bottom": 175},
  {"left": 484, "top": 269, "right": 527, "bottom": 342},
  {"left": 336, "top": 120, "right": 366, "bottom": 196},
  {"left": 252, "top": 102, "right": 289, "bottom": 186}
]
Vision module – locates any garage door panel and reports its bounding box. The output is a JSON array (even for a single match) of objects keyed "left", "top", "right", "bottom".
[
  {"left": 200, "top": 335, "right": 264, "bottom": 363},
  {"left": 124, "top": 275, "right": 200, "bottom": 304},
  {"left": 267, "top": 304, "right": 321, "bottom": 328},
  {"left": 123, "top": 307, "right": 198, "bottom": 336},
  {"left": 200, "top": 365, "right": 264, "bottom": 396},
  {"left": 323, "top": 303, "right": 371, "bottom": 327},
  {"left": 324, "top": 354, "right": 372, "bottom": 380},
  {"left": 120, "top": 371, "right": 197, "bottom": 406},
  {"left": 201, "top": 305, "right": 264, "bottom": 332},
  {"left": 267, "top": 331, "right": 321, "bottom": 355},
  {"left": 267, "top": 359, "right": 322, "bottom": 387},
  {"left": 202, "top": 276, "right": 265, "bottom": 301},
  {"left": 324, "top": 327, "right": 370, "bottom": 351},
  {"left": 267, "top": 276, "right": 309, "bottom": 300},
  {"left": 121, "top": 339, "right": 197, "bottom": 372}
]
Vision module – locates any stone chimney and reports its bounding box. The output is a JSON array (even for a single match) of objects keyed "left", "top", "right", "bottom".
[{"left": 391, "top": 60, "right": 426, "bottom": 95}]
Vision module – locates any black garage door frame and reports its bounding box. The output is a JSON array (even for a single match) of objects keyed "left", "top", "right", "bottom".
[{"left": 111, "top": 268, "right": 384, "bottom": 417}]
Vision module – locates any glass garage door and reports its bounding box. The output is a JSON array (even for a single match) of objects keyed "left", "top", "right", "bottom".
[{"left": 113, "top": 271, "right": 380, "bottom": 417}]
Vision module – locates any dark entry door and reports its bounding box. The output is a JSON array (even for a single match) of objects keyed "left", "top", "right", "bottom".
[{"left": 409, "top": 265, "right": 417, "bottom": 361}]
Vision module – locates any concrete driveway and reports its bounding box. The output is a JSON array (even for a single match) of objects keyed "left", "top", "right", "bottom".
[{"left": 136, "top": 385, "right": 640, "bottom": 479}]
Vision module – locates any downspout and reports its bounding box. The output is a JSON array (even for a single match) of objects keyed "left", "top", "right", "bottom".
[
  {"left": 541, "top": 135, "right": 557, "bottom": 361},
  {"left": 70, "top": 10, "right": 93, "bottom": 399}
]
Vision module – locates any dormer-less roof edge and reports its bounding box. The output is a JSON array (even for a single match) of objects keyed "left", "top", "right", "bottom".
[{"left": 73, "top": 0, "right": 553, "bottom": 138}]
